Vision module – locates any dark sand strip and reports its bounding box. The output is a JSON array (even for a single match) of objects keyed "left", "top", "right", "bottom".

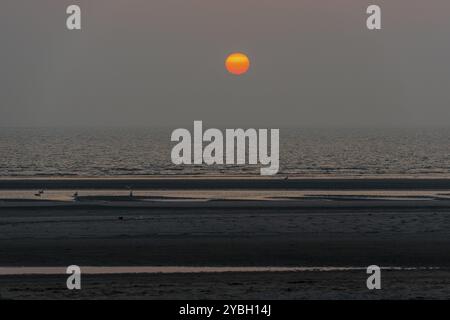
[
  {"left": 3, "top": 199, "right": 450, "bottom": 211},
  {"left": 2, "top": 177, "right": 450, "bottom": 190}
]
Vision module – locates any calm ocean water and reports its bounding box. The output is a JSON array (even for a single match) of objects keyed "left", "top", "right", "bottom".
[{"left": 0, "top": 127, "right": 449, "bottom": 177}]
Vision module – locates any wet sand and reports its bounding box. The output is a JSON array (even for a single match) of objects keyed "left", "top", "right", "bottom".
[
  {"left": 1, "top": 177, "right": 450, "bottom": 299},
  {"left": 2, "top": 176, "right": 450, "bottom": 190},
  {"left": 1, "top": 270, "right": 450, "bottom": 300},
  {"left": 1, "top": 203, "right": 450, "bottom": 267}
]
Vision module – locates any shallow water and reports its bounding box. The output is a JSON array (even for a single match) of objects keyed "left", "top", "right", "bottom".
[{"left": 0, "top": 266, "right": 439, "bottom": 275}]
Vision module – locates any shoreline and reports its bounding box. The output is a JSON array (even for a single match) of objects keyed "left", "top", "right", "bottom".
[{"left": 2, "top": 176, "right": 450, "bottom": 190}]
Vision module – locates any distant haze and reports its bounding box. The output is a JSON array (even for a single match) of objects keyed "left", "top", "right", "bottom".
[{"left": 1, "top": 0, "right": 450, "bottom": 127}]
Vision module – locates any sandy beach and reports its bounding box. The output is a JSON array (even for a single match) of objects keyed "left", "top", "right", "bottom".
[{"left": 1, "top": 177, "right": 450, "bottom": 299}]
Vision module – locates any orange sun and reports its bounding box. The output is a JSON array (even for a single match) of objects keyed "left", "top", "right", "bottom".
[{"left": 225, "top": 53, "right": 250, "bottom": 75}]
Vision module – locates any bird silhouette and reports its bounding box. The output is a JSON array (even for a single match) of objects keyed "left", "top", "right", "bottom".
[{"left": 126, "top": 185, "right": 133, "bottom": 198}]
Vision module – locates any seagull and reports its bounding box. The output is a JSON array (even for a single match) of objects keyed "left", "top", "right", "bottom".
[{"left": 73, "top": 192, "right": 79, "bottom": 200}]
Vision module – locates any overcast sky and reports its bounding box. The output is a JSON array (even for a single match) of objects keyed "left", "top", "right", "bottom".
[{"left": 1, "top": 0, "right": 450, "bottom": 127}]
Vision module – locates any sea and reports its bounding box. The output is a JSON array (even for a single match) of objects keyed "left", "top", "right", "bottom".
[{"left": 0, "top": 127, "right": 449, "bottom": 177}]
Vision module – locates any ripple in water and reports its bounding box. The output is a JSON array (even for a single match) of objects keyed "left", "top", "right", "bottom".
[{"left": 0, "top": 127, "right": 449, "bottom": 177}]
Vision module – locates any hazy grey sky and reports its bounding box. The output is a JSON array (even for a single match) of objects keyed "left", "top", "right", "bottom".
[{"left": 1, "top": 0, "right": 450, "bottom": 127}]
